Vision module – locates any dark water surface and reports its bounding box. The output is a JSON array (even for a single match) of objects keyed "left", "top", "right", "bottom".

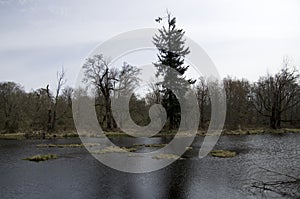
[{"left": 0, "top": 133, "right": 299, "bottom": 199}]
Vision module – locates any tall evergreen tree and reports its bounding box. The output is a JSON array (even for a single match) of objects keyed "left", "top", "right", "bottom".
[{"left": 153, "top": 12, "right": 195, "bottom": 129}]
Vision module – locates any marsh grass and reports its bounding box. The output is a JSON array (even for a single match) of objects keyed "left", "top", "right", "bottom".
[
  {"left": 185, "top": 146, "right": 193, "bottom": 151},
  {"left": 36, "top": 143, "right": 100, "bottom": 148},
  {"left": 46, "top": 132, "right": 78, "bottom": 139},
  {"left": 211, "top": 150, "right": 237, "bottom": 158},
  {"left": 133, "top": 143, "right": 167, "bottom": 147},
  {"left": 0, "top": 133, "right": 26, "bottom": 140},
  {"left": 223, "top": 128, "right": 300, "bottom": 136},
  {"left": 23, "top": 154, "right": 57, "bottom": 162},
  {"left": 36, "top": 143, "right": 83, "bottom": 148},
  {"left": 91, "top": 146, "right": 137, "bottom": 154},
  {"left": 1, "top": 128, "right": 299, "bottom": 141},
  {"left": 152, "top": 153, "right": 183, "bottom": 160}
]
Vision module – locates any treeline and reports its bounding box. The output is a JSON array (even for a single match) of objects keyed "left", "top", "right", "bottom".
[
  {"left": 0, "top": 60, "right": 299, "bottom": 134},
  {"left": 148, "top": 59, "right": 300, "bottom": 130},
  {"left": 0, "top": 69, "right": 74, "bottom": 134}
]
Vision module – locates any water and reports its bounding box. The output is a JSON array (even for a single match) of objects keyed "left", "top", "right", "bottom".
[{"left": 0, "top": 133, "right": 299, "bottom": 199}]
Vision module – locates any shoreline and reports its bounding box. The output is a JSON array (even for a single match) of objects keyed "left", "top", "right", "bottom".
[{"left": 0, "top": 128, "right": 299, "bottom": 140}]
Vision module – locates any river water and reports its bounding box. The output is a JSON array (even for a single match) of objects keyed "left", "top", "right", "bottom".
[{"left": 0, "top": 133, "right": 299, "bottom": 199}]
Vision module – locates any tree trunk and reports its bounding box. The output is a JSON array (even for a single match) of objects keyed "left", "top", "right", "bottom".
[
  {"left": 47, "top": 108, "right": 52, "bottom": 132},
  {"left": 51, "top": 103, "right": 57, "bottom": 131},
  {"left": 168, "top": 90, "right": 174, "bottom": 130},
  {"left": 46, "top": 85, "right": 53, "bottom": 132},
  {"left": 270, "top": 106, "right": 276, "bottom": 129},
  {"left": 276, "top": 110, "right": 281, "bottom": 129},
  {"left": 105, "top": 95, "right": 112, "bottom": 130},
  {"left": 200, "top": 95, "right": 205, "bottom": 129}
]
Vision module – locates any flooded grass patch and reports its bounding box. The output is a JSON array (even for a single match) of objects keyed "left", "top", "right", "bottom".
[
  {"left": 133, "top": 143, "right": 167, "bottom": 147},
  {"left": 185, "top": 146, "right": 193, "bottom": 151},
  {"left": 104, "top": 132, "right": 131, "bottom": 137},
  {"left": 152, "top": 153, "right": 183, "bottom": 160},
  {"left": 23, "top": 154, "right": 57, "bottom": 162},
  {"left": 210, "top": 150, "right": 237, "bottom": 158},
  {"left": 91, "top": 146, "right": 137, "bottom": 154},
  {"left": 133, "top": 143, "right": 192, "bottom": 151}
]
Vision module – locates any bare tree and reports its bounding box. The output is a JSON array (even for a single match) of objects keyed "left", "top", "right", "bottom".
[
  {"left": 83, "top": 54, "right": 140, "bottom": 130},
  {"left": 195, "top": 77, "right": 209, "bottom": 129},
  {"left": 44, "top": 67, "right": 66, "bottom": 132},
  {"left": 83, "top": 55, "right": 118, "bottom": 130},
  {"left": 252, "top": 58, "right": 300, "bottom": 129},
  {"left": 244, "top": 166, "right": 300, "bottom": 198},
  {"left": 52, "top": 68, "right": 66, "bottom": 130},
  {"left": 115, "top": 62, "right": 141, "bottom": 95},
  {"left": 146, "top": 82, "right": 162, "bottom": 105}
]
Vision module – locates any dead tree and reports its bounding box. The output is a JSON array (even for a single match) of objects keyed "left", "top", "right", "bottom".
[
  {"left": 244, "top": 166, "right": 300, "bottom": 198},
  {"left": 45, "top": 68, "right": 66, "bottom": 132}
]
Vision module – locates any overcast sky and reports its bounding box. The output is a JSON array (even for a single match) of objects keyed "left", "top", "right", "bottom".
[{"left": 1, "top": 0, "right": 300, "bottom": 91}]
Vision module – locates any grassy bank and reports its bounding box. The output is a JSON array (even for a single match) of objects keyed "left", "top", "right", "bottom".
[
  {"left": 0, "top": 131, "right": 79, "bottom": 140},
  {"left": 222, "top": 128, "right": 300, "bottom": 136},
  {"left": 0, "top": 133, "right": 26, "bottom": 140}
]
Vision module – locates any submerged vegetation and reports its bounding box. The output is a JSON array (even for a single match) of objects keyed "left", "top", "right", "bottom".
[
  {"left": 152, "top": 153, "right": 183, "bottom": 160},
  {"left": 133, "top": 143, "right": 168, "bottom": 147},
  {"left": 23, "top": 154, "right": 57, "bottom": 162},
  {"left": 91, "top": 146, "right": 137, "bottom": 154},
  {"left": 210, "top": 150, "right": 237, "bottom": 158}
]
